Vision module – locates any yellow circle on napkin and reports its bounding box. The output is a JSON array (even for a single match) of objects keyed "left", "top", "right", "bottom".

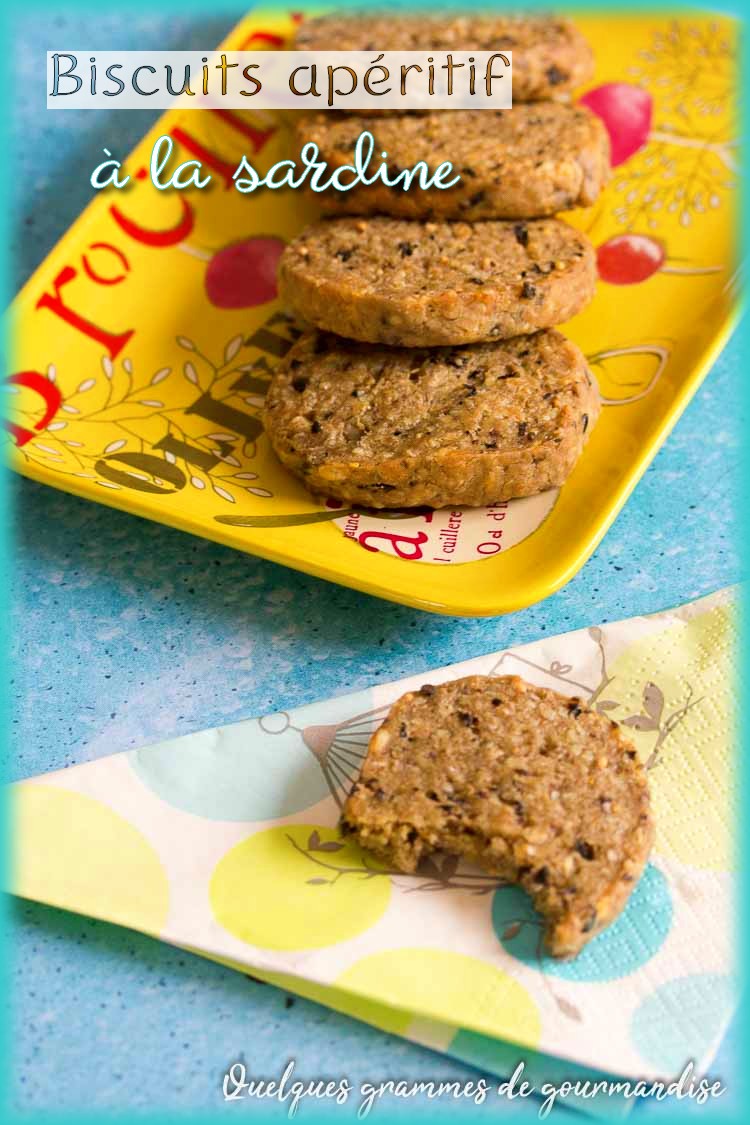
[
  {"left": 210, "top": 824, "right": 391, "bottom": 950},
  {"left": 608, "top": 605, "right": 735, "bottom": 871},
  {"left": 14, "top": 783, "right": 170, "bottom": 933},
  {"left": 336, "top": 949, "right": 541, "bottom": 1046}
]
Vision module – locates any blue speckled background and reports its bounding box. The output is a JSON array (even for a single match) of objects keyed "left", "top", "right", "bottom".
[{"left": 7, "top": 6, "right": 741, "bottom": 1118}]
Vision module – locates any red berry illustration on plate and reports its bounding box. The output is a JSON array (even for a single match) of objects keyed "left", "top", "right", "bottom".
[
  {"left": 205, "top": 236, "right": 285, "bottom": 308},
  {"left": 580, "top": 82, "right": 653, "bottom": 167},
  {"left": 597, "top": 234, "right": 664, "bottom": 284},
  {"left": 179, "top": 235, "right": 285, "bottom": 309},
  {"left": 597, "top": 233, "right": 721, "bottom": 285}
]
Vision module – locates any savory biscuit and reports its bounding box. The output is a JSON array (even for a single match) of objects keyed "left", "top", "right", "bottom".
[
  {"left": 295, "top": 15, "right": 594, "bottom": 102},
  {"left": 342, "top": 675, "right": 654, "bottom": 959},
  {"left": 278, "top": 216, "right": 597, "bottom": 346},
  {"left": 295, "top": 105, "right": 610, "bottom": 220},
  {"left": 262, "top": 328, "right": 600, "bottom": 509}
]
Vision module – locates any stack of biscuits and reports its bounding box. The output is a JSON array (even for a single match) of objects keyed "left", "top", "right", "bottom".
[{"left": 263, "top": 14, "right": 609, "bottom": 510}]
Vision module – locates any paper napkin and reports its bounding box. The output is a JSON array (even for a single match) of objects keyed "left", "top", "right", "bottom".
[{"left": 11, "top": 588, "right": 736, "bottom": 1113}]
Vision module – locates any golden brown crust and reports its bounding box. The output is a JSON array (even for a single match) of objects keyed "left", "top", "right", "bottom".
[
  {"left": 295, "top": 15, "right": 595, "bottom": 102},
  {"left": 294, "top": 106, "right": 610, "bottom": 220},
  {"left": 342, "top": 675, "right": 654, "bottom": 959},
  {"left": 278, "top": 217, "right": 597, "bottom": 346},
  {"left": 262, "top": 328, "right": 600, "bottom": 509}
]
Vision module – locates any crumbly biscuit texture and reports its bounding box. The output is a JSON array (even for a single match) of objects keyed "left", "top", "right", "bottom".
[
  {"left": 295, "top": 15, "right": 595, "bottom": 102},
  {"left": 278, "top": 216, "right": 597, "bottom": 346},
  {"left": 342, "top": 675, "right": 654, "bottom": 958},
  {"left": 262, "top": 328, "right": 600, "bottom": 509},
  {"left": 295, "top": 106, "right": 610, "bottom": 220}
]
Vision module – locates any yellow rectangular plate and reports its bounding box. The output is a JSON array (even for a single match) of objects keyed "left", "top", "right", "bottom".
[{"left": 5, "top": 9, "right": 738, "bottom": 616}]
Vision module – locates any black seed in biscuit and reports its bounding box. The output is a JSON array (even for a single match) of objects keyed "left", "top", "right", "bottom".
[
  {"left": 294, "top": 105, "right": 610, "bottom": 220},
  {"left": 342, "top": 675, "right": 654, "bottom": 959},
  {"left": 278, "top": 217, "right": 597, "bottom": 347},
  {"left": 295, "top": 15, "right": 594, "bottom": 102},
  {"left": 262, "top": 328, "right": 601, "bottom": 509}
]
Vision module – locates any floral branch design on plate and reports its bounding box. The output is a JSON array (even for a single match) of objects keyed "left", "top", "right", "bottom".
[
  {"left": 171, "top": 331, "right": 275, "bottom": 502},
  {"left": 583, "top": 21, "right": 737, "bottom": 237},
  {"left": 579, "top": 21, "right": 735, "bottom": 297},
  {"left": 7, "top": 333, "right": 276, "bottom": 504}
]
